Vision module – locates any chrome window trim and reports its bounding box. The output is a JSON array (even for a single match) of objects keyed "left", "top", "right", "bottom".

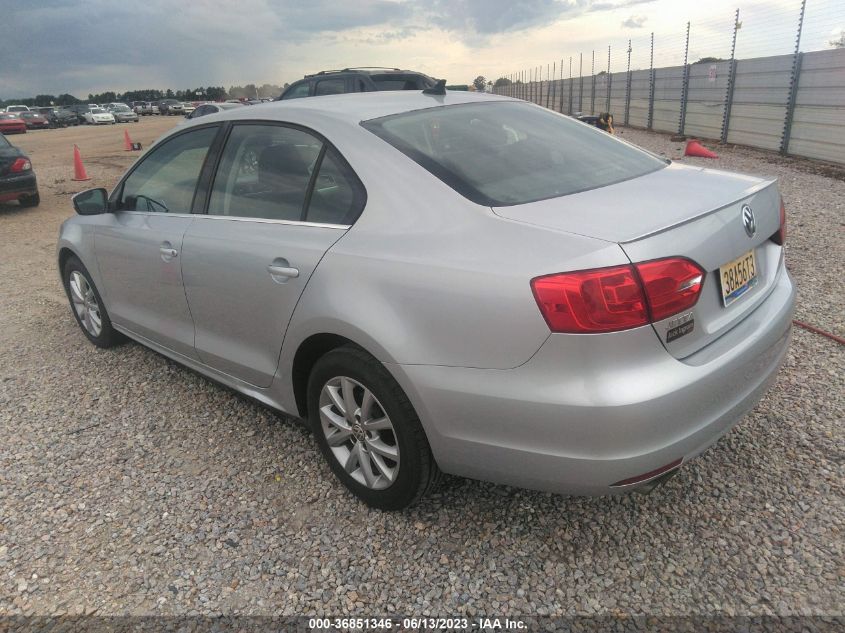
[{"left": 114, "top": 209, "right": 350, "bottom": 230}]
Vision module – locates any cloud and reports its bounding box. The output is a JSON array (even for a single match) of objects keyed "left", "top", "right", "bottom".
[
  {"left": 414, "top": 0, "right": 587, "bottom": 35},
  {"left": 622, "top": 15, "right": 647, "bottom": 28}
]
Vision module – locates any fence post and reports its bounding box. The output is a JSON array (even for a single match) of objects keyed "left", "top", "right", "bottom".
[
  {"left": 591, "top": 51, "right": 596, "bottom": 114},
  {"left": 624, "top": 39, "right": 632, "bottom": 126},
  {"left": 721, "top": 9, "right": 740, "bottom": 144},
  {"left": 781, "top": 0, "right": 806, "bottom": 155},
  {"left": 647, "top": 32, "right": 655, "bottom": 130},
  {"left": 558, "top": 60, "right": 564, "bottom": 112},
  {"left": 678, "top": 21, "right": 691, "bottom": 135},
  {"left": 579, "top": 54, "right": 583, "bottom": 113},
  {"left": 605, "top": 46, "right": 612, "bottom": 114},
  {"left": 568, "top": 57, "right": 574, "bottom": 114},
  {"left": 545, "top": 64, "right": 550, "bottom": 108},
  {"left": 550, "top": 62, "right": 556, "bottom": 111}
]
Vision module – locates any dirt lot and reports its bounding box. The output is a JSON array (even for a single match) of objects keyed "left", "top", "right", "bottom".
[{"left": 0, "top": 118, "right": 843, "bottom": 618}]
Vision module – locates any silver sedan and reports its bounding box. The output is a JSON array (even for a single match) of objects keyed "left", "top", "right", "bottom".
[{"left": 58, "top": 90, "right": 794, "bottom": 509}]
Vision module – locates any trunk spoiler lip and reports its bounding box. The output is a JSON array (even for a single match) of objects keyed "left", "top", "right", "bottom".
[{"left": 617, "top": 176, "right": 778, "bottom": 244}]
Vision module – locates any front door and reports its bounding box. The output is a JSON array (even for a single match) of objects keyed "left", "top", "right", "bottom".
[
  {"left": 95, "top": 125, "right": 219, "bottom": 359},
  {"left": 181, "top": 122, "right": 365, "bottom": 387}
]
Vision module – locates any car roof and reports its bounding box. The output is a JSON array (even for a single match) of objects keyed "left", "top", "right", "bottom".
[{"left": 205, "top": 90, "right": 510, "bottom": 126}]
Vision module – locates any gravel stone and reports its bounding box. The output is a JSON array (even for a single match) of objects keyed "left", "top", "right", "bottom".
[{"left": 0, "top": 118, "right": 841, "bottom": 617}]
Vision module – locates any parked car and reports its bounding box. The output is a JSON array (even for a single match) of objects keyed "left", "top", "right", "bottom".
[
  {"left": 133, "top": 101, "right": 154, "bottom": 115},
  {"left": 4, "top": 105, "right": 30, "bottom": 113},
  {"left": 278, "top": 67, "right": 437, "bottom": 100},
  {"left": 58, "top": 92, "right": 793, "bottom": 510},
  {"left": 182, "top": 102, "right": 196, "bottom": 115},
  {"left": 0, "top": 133, "right": 38, "bottom": 206},
  {"left": 0, "top": 113, "right": 27, "bottom": 134},
  {"left": 181, "top": 102, "right": 243, "bottom": 121},
  {"left": 83, "top": 108, "right": 116, "bottom": 125},
  {"left": 65, "top": 104, "right": 93, "bottom": 124},
  {"left": 33, "top": 107, "right": 75, "bottom": 128},
  {"left": 18, "top": 111, "right": 50, "bottom": 130},
  {"left": 159, "top": 99, "right": 184, "bottom": 115},
  {"left": 109, "top": 104, "right": 139, "bottom": 123}
]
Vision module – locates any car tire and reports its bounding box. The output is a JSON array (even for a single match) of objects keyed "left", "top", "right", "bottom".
[
  {"left": 19, "top": 192, "right": 40, "bottom": 207},
  {"left": 62, "top": 255, "right": 123, "bottom": 349},
  {"left": 307, "top": 345, "right": 441, "bottom": 510}
]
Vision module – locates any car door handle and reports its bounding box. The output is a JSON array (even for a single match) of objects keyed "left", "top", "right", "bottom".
[
  {"left": 159, "top": 242, "right": 178, "bottom": 262},
  {"left": 267, "top": 264, "right": 299, "bottom": 279}
]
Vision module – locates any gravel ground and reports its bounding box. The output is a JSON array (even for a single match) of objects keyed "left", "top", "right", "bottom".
[{"left": 0, "top": 120, "right": 842, "bottom": 618}]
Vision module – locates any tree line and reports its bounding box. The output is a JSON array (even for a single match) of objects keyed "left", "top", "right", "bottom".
[{"left": 0, "top": 84, "right": 288, "bottom": 109}]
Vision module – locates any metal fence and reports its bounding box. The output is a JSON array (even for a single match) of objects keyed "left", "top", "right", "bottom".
[{"left": 491, "top": 0, "right": 845, "bottom": 165}]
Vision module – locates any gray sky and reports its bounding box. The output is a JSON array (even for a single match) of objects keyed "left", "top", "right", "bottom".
[{"left": 1, "top": 0, "right": 842, "bottom": 98}]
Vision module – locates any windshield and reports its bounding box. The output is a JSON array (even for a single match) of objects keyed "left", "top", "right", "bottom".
[
  {"left": 91, "top": 108, "right": 105, "bottom": 114},
  {"left": 114, "top": 106, "right": 130, "bottom": 112},
  {"left": 7, "top": 107, "right": 27, "bottom": 112},
  {"left": 362, "top": 101, "right": 667, "bottom": 207}
]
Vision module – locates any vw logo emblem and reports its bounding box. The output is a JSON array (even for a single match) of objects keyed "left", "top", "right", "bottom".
[{"left": 741, "top": 204, "right": 756, "bottom": 238}]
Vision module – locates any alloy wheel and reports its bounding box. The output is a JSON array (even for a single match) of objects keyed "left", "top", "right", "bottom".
[
  {"left": 319, "top": 376, "right": 400, "bottom": 490},
  {"left": 69, "top": 271, "right": 103, "bottom": 337}
]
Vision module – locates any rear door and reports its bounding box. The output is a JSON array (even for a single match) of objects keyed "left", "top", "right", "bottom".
[
  {"left": 181, "top": 122, "right": 365, "bottom": 387},
  {"left": 96, "top": 125, "right": 220, "bottom": 359}
]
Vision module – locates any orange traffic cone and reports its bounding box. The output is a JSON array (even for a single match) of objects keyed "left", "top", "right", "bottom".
[
  {"left": 71, "top": 144, "right": 91, "bottom": 181},
  {"left": 123, "top": 129, "right": 133, "bottom": 151},
  {"left": 684, "top": 140, "right": 718, "bottom": 159}
]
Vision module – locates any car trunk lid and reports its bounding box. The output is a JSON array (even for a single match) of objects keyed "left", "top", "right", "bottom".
[{"left": 493, "top": 162, "right": 783, "bottom": 358}]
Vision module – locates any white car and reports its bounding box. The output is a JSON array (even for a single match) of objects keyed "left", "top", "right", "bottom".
[
  {"left": 182, "top": 102, "right": 196, "bottom": 114},
  {"left": 83, "top": 108, "right": 116, "bottom": 125},
  {"left": 5, "top": 105, "right": 30, "bottom": 113}
]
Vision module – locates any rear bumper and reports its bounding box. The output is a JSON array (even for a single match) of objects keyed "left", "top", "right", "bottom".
[
  {"left": 0, "top": 172, "right": 38, "bottom": 201},
  {"left": 390, "top": 265, "right": 795, "bottom": 495}
]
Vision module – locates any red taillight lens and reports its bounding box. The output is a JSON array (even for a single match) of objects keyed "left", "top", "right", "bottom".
[
  {"left": 773, "top": 197, "right": 786, "bottom": 245},
  {"left": 635, "top": 257, "right": 705, "bottom": 322},
  {"left": 531, "top": 265, "right": 649, "bottom": 333},
  {"left": 531, "top": 257, "right": 705, "bottom": 333},
  {"left": 10, "top": 158, "right": 31, "bottom": 172}
]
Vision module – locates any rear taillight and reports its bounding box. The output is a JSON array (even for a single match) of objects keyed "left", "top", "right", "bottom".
[
  {"left": 635, "top": 257, "right": 704, "bottom": 322},
  {"left": 531, "top": 265, "right": 649, "bottom": 333},
  {"left": 531, "top": 257, "right": 705, "bottom": 334},
  {"left": 773, "top": 197, "right": 786, "bottom": 245},
  {"left": 10, "top": 158, "right": 31, "bottom": 172}
]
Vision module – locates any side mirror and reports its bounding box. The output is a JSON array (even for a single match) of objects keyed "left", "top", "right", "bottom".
[{"left": 73, "top": 188, "right": 109, "bottom": 215}]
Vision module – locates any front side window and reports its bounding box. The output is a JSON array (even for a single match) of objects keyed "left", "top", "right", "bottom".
[
  {"left": 282, "top": 83, "right": 310, "bottom": 100},
  {"left": 117, "top": 126, "right": 218, "bottom": 213},
  {"left": 362, "top": 102, "right": 667, "bottom": 206},
  {"left": 207, "top": 124, "right": 322, "bottom": 221},
  {"left": 314, "top": 79, "right": 346, "bottom": 96}
]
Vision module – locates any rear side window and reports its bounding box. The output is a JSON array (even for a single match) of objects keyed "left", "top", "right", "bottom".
[
  {"left": 207, "top": 123, "right": 365, "bottom": 225},
  {"left": 315, "top": 79, "right": 346, "bottom": 96},
  {"left": 207, "top": 124, "right": 322, "bottom": 221},
  {"left": 306, "top": 149, "right": 366, "bottom": 225},
  {"left": 371, "top": 75, "right": 423, "bottom": 90},
  {"left": 117, "top": 126, "right": 218, "bottom": 213},
  {"left": 362, "top": 102, "right": 667, "bottom": 207},
  {"left": 281, "top": 83, "right": 310, "bottom": 100}
]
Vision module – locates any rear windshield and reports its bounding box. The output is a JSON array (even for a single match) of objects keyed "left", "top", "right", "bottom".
[
  {"left": 361, "top": 101, "right": 667, "bottom": 206},
  {"left": 370, "top": 75, "right": 428, "bottom": 91}
]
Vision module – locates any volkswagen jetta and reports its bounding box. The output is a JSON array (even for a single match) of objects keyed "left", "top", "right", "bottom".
[{"left": 57, "top": 91, "right": 794, "bottom": 509}]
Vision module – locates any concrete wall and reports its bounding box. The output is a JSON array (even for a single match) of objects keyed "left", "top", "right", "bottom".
[{"left": 494, "top": 47, "right": 845, "bottom": 165}]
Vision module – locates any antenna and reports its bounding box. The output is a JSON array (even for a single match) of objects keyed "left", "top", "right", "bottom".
[{"left": 423, "top": 79, "right": 446, "bottom": 96}]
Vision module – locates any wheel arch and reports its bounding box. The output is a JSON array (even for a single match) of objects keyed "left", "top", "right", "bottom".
[{"left": 290, "top": 332, "right": 366, "bottom": 418}]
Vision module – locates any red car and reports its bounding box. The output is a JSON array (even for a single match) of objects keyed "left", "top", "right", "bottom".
[
  {"left": 0, "top": 113, "right": 26, "bottom": 134},
  {"left": 18, "top": 112, "right": 50, "bottom": 130}
]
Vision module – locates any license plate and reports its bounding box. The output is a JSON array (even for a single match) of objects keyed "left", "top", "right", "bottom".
[{"left": 719, "top": 249, "right": 758, "bottom": 306}]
